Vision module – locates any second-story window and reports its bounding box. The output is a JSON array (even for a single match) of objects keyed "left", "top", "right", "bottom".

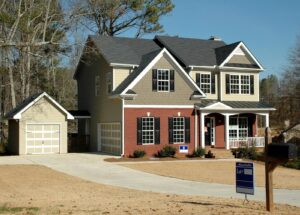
[
  {"left": 241, "top": 75, "right": 250, "bottom": 94},
  {"left": 230, "top": 75, "right": 240, "bottom": 94},
  {"left": 106, "top": 72, "right": 113, "bottom": 94},
  {"left": 95, "top": 75, "right": 100, "bottom": 96},
  {"left": 152, "top": 69, "right": 175, "bottom": 92},
  {"left": 226, "top": 74, "right": 253, "bottom": 95},
  {"left": 196, "top": 73, "right": 215, "bottom": 94}
]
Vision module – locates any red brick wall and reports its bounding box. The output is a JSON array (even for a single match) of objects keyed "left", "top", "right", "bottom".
[
  {"left": 214, "top": 114, "right": 225, "bottom": 148},
  {"left": 124, "top": 108, "right": 195, "bottom": 157}
]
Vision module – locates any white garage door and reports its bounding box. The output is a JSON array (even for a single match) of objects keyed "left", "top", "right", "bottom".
[
  {"left": 97, "top": 123, "right": 121, "bottom": 155},
  {"left": 26, "top": 124, "right": 60, "bottom": 154}
]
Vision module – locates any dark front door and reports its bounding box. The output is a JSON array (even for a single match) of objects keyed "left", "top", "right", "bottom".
[{"left": 205, "top": 118, "right": 211, "bottom": 146}]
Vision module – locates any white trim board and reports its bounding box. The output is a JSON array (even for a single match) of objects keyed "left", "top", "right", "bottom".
[
  {"left": 120, "top": 48, "right": 206, "bottom": 97},
  {"left": 13, "top": 92, "right": 74, "bottom": 120},
  {"left": 124, "top": 105, "right": 194, "bottom": 108}
]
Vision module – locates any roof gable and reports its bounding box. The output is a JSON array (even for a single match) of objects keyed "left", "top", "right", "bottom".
[{"left": 5, "top": 92, "right": 74, "bottom": 120}]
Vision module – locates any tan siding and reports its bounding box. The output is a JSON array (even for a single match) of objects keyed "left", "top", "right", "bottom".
[
  {"left": 220, "top": 71, "right": 260, "bottom": 101},
  {"left": 189, "top": 69, "right": 219, "bottom": 100},
  {"left": 114, "top": 68, "right": 131, "bottom": 90},
  {"left": 76, "top": 54, "right": 122, "bottom": 151},
  {"left": 228, "top": 55, "right": 255, "bottom": 65},
  {"left": 125, "top": 53, "right": 199, "bottom": 105},
  {"left": 18, "top": 97, "right": 68, "bottom": 154}
]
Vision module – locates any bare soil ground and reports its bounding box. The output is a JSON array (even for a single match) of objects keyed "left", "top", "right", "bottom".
[
  {"left": 0, "top": 165, "right": 299, "bottom": 214},
  {"left": 121, "top": 160, "right": 300, "bottom": 190}
]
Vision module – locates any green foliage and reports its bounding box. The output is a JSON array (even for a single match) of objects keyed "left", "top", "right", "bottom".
[
  {"left": 0, "top": 204, "right": 39, "bottom": 214},
  {"left": 283, "top": 160, "right": 300, "bottom": 170},
  {"left": 187, "top": 148, "right": 205, "bottom": 158},
  {"left": 156, "top": 145, "right": 177, "bottom": 157},
  {"left": 231, "top": 146, "right": 258, "bottom": 160},
  {"left": 132, "top": 150, "right": 146, "bottom": 158}
]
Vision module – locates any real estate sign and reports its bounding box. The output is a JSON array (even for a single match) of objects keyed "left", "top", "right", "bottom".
[
  {"left": 236, "top": 162, "right": 254, "bottom": 195},
  {"left": 179, "top": 145, "right": 188, "bottom": 153}
]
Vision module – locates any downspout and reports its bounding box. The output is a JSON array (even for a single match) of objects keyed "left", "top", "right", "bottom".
[
  {"left": 194, "top": 107, "right": 198, "bottom": 150},
  {"left": 121, "top": 98, "right": 125, "bottom": 156}
]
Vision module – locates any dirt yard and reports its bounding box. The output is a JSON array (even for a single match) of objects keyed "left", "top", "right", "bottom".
[
  {"left": 121, "top": 160, "right": 300, "bottom": 190},
  {"left": 0, "top": 165, "right": 299, "bottom": 214}
]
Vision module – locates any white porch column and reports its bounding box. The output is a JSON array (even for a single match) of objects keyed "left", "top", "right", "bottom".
[
  {"left": 200, "top": 112, "right": 208, "bottom": 149},
  {"left": 265, "top": 113, "right": 269, "bottom": 127},
  {"left": 194, "top": 109, "right": 198, "bottom": 150},
  {"left": 224, "top": 114, "right": 230, "bottom": 150}
]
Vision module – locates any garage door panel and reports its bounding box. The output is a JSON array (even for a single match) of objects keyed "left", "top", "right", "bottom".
[
  {"left": 26, "top": 124, "right": 60, "bottom": 154},
  {"left": 98, "top": 123, "right": 121, "bottom": 155}
]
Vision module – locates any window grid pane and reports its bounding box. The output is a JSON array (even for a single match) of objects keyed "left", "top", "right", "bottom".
[
  {"left": 240, "top": 75, "right": 250, "bottom": 94},
  {"left": 229, "top": 117, "right": 248, "bottom": 140},
  {"left": 142, "top": 117, "right": 154, "bottom": 144},
  {"left": 157, "top": 69, "right": 169, "bottom": 91},
  {"left": 200, "top": 74, "right": 211, "bottom": 93},
  {"left": 230, "top": 75, "right": 239, "bottom": 94},
  {"left": 173, "top": 117, "right": 185, "bottom": 143}
]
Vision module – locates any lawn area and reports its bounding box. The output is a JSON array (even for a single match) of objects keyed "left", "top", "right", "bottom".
[
  {"left": 121, "top": 160, "right": 300, "bottom": 190},
  {"left": 0, "top": 165, "right": 299, "bottom": 214}
]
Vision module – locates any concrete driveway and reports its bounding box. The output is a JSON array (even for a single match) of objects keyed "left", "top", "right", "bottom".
[{"left": 1, "top": 153, "right": 299, "bottom": 207}]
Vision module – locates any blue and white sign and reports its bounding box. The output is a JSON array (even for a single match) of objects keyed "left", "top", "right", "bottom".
[
  {"left": 236, "top": 162, "right": 254, "bottom": 195},
  {"left": 179, "top": 145, "right": 188, "bottom": 153}
]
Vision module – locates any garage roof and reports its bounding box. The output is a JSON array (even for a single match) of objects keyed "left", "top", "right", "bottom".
[{"left": 5, "top": 92, "right": 74, "bottom": 120}]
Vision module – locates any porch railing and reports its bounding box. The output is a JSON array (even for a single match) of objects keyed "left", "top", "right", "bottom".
[{"left": 229, "top": 137, "right": 265, "bottom": 148}]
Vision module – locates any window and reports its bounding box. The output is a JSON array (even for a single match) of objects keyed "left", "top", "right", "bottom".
[
  {"left": 230, "top": 75, "right": 239, "bottom": 94},
  {"left": 227, "top": 74, "right": 252, "bottom": 94},
  {"left": 240, "top": 75, "right": 250, "bottom": 94},
  {"left": 157, "top": 69, "right": 170, "bottom": 91},
  {"left": 142, "top": 117, "right": 154, "bottom": 144},
  {"left": 229, "top": 117, "right": 248, "bottom": 140},
  {"left": 173, "top": 117, "right": 185, "bottom": 143},
  {"left": 106, "top": 72, "right": 113, "bottom": 94},
  {"left": 95, "top": 75, "right": 100, "bottom": 96},
  {"left": 200, "top": 74, "right": 211, "bottom": 93}
]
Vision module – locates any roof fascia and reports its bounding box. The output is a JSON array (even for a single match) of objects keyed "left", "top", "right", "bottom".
[
  {"left": 120, "top": 48, "right": 206, "bottom": 97},
  {"left": 13, "top": 92, "right": 74, "bottom": 120},
  {"left": 219, "top": 42, "right": 264, "bottom": 70},
  {"left": 218, "top": 66, "right": 262, "bottom": 72},
  {"left": 110, "top": 63, "right": 139, "bottom": 68}
]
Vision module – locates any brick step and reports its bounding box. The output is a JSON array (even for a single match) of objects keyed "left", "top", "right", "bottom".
[{"left": 205, "top": 147, "right": 235, "bottom": 159}]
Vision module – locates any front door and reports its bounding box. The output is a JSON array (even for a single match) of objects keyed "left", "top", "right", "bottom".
[{"left": 205, "top": 117, "right": 215, "bottom": 146}]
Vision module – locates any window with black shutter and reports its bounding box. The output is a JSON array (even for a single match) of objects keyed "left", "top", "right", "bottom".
[
  {"left": 170, "top": 70, "right": 175, "bottom": 92},
  {"left": 250, "top": 75, "right": 254, "bottom": 95},
  {"left": 211, "top": 74, "right": 216, "bottom": 94},
  {"left": 154, "top": 118, "right": 160, "bottom": 144},
  {"left": 185, "top": 117, "right": 190, "bottom": 143},
  {"left": 137, "top": 118, "right": 142, "bottom": 145},
  {"left": 226, "top": 74, "right": 230, "bottom": 94},
  {"left": 152, "top": 69, "right": 157, "bottom": 91},
  {"left": 168, "top": 117, "right": 173, "bottom": 144},
  {"left": 138, "top": 117, "right": 155, "bottom": 145}
]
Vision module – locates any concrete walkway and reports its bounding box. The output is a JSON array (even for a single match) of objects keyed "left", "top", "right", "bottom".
[{"left": 1, "top": 153, "right": 299, "bottom": 207}]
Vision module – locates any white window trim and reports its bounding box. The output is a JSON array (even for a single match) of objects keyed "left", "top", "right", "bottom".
[
  {"left": 199, "top": 73, "right": 211, "bottom": 94},
  {"left": 106, "top": 72, "right": 113, "bottom": 94},
  {"left": 229, "top": 117, "right": 248, "bottom": 141},
  {"left": 142, "top": 117, "right": 155, "bottom": 145},
  {"left": 173, "top": 117, "right": 185, "bottom": 144},
  {"left": 229, "top": 74, "right": 250, "bottom": 95},
  {"left": 157, "top": 69, "right": 170, "bottom": 92}
]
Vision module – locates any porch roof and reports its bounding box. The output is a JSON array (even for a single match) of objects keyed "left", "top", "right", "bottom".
[
  {"left": 195, "top": 100, "right": 275, "bottom": 111},
  {"left": 68, "top": 110, "right": 91, "bottom": 119}
]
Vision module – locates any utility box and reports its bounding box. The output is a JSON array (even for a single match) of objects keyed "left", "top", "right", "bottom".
[{"left": 267, "top": 143, "right": 297, "bottom": 160}]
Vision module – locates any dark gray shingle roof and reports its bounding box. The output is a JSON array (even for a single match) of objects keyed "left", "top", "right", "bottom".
[{"left": 196, "top": 100, "right": 274, "bottom": 109}]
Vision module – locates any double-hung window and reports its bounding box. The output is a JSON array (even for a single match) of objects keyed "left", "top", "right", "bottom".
[
  {"left": 173, "top": 117, "right": 185, "bottom": 143},
  {"left": 229, "top": 117, "right": 248, "bottom": 140},
  {"left": 95, "top": 75, "right": 101, "bottom": 96},
  {"left": 106, "top": 72, "right": 113, "bottom": 94},
  {"left": 240, "top": 75, "right": 250, "bottom": 94},
  {"left": 227, "top": 74, "right": 253, "bottom": 95},
  {"left": 200, "top": 74, "right": 211, "bottom": 93},
  {"left": 141, "top": 117, "right": 155, "bottom": 144},
  {"left": 230, "top": 75, "right": 240, "bottom": 94},
  {"left": 157, "top": 69, "right": 170, "bottom": 91}
]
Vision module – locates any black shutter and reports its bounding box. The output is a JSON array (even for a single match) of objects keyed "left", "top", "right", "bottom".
[
  {"left": 170, "top": 70, "right": 175, "bottom": 92},
  {"left": 137, "top": 118, "right": 142, "bottom": 145},
  {"left": 154, "top": 117, "right": 160, "bottom": 144},
  {"left": 226, "top": 74, "right": 230, "bottom": 94},
  {"left": 248, "top": 116, "right": 253, "bottom": 137},
  {"left": 196, "top": 73, "right": 200, "bottom": 87},
  {"left": 185, "top": 117, "right": 190, "bottom": 143},
  {"left": 211, "top": 73, "right": 215, "bottom": 94},
  {"left": 250, "top": 75, "right": 254, "bottom": 95},
  {"left": 152, "top": 69, "right": 157, "bottom": 91},
  {"left": 168, "top": 117, "right": 173, "bottom": 144}
]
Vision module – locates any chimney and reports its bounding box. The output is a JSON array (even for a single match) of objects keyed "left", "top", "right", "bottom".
[{"left": 209, "top": 36, "right": 222, "bottom": 41}]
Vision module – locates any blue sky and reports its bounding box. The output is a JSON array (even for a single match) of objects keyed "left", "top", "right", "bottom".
[{"left": 126, "top": 0, "right": 300, "bottom": 79}]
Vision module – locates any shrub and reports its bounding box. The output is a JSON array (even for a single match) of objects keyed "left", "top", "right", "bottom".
[
  {"left": 132, "top": 150, "right": 146, "bottom": 158},
  {"left": 283, "top": 160, "right": 300, "bottom": 170},
  {"left": 231, "top": 146, "right": 258, "bottom": 160},
  {"left": 156, "top": 145, "right": 177, "bottom": 157},
  {"left": 187, "top": 148, "right": 205, "bottom": 158},
  {"left": 205, "top": 150, "right": 215, "bottom": 158},
  {"left": 0, "top": 141, "right": 7, "bottom": 155}
]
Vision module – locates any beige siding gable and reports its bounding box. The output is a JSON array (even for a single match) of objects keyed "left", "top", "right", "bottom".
[
  {"left": 113, "top": 67, "right": 132, "bottom": 90},
  {"left": 125, "top": 53, "right": 199, "bottom": 105},
  {"left": 227, "top": 54, "right": 256, "bottom": 65}
]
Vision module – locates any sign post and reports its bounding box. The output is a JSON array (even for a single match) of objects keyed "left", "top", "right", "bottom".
[{"left": 236, "top": 162, "right": 254, "bottom": 202}]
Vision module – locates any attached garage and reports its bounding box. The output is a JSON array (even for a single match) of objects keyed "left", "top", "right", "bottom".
[
  {"left": 6, "top": 92, "right": 74, "bottom": 155},
  {"left": 97, "top": 123, "right": 121, "bottom": 155}
]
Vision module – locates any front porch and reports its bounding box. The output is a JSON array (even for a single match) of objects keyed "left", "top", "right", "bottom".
[{"left": 194, "top": 100, "right": 274, "bottom": 150}]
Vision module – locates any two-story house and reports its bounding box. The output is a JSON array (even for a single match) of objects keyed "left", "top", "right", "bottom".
[{"left": 74, "top": 35, "right": 274, "bottom": 156}]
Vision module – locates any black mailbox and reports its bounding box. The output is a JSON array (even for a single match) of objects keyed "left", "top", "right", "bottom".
[{"left": 267, "top": 143, "right": 297, "bottom": 160}]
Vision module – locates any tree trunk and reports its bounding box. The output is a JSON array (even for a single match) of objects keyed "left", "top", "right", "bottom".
[{"left": 8, "top": 66, "right": 16, "bottom": 108}]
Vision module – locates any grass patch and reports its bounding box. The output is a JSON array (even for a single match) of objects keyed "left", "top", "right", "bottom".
[{"left": 0, "top": 204, "right": 39, "bottom": 214}]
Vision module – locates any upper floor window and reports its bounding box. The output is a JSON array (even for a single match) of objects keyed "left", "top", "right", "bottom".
[
  {"left": 106, "top": 72, "right": 113, "bottom": 94},
  {"left": 196, "top": 73, "right": 215, "bottom": 94},
  {"left": 226, "top": 74, "right": 254, "bottom": 95},
  {"left": 152, "top": 69, "right": 174, "bottom": 92},
  {"left": 95, "top": 75, "right": 100, "bottom": 96}
]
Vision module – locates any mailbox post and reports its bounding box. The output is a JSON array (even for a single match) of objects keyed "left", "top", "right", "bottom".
[{"left": 264, "top": 127, "right": 297, "bottom": 212}]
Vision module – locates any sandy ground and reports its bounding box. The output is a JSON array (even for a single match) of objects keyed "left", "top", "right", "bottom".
[
  {"left": 121, "top": 160, "right": 300, "bottom": 190},
  {"left": 0, "top": 165, "right": 299, "bottom": 214}
]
